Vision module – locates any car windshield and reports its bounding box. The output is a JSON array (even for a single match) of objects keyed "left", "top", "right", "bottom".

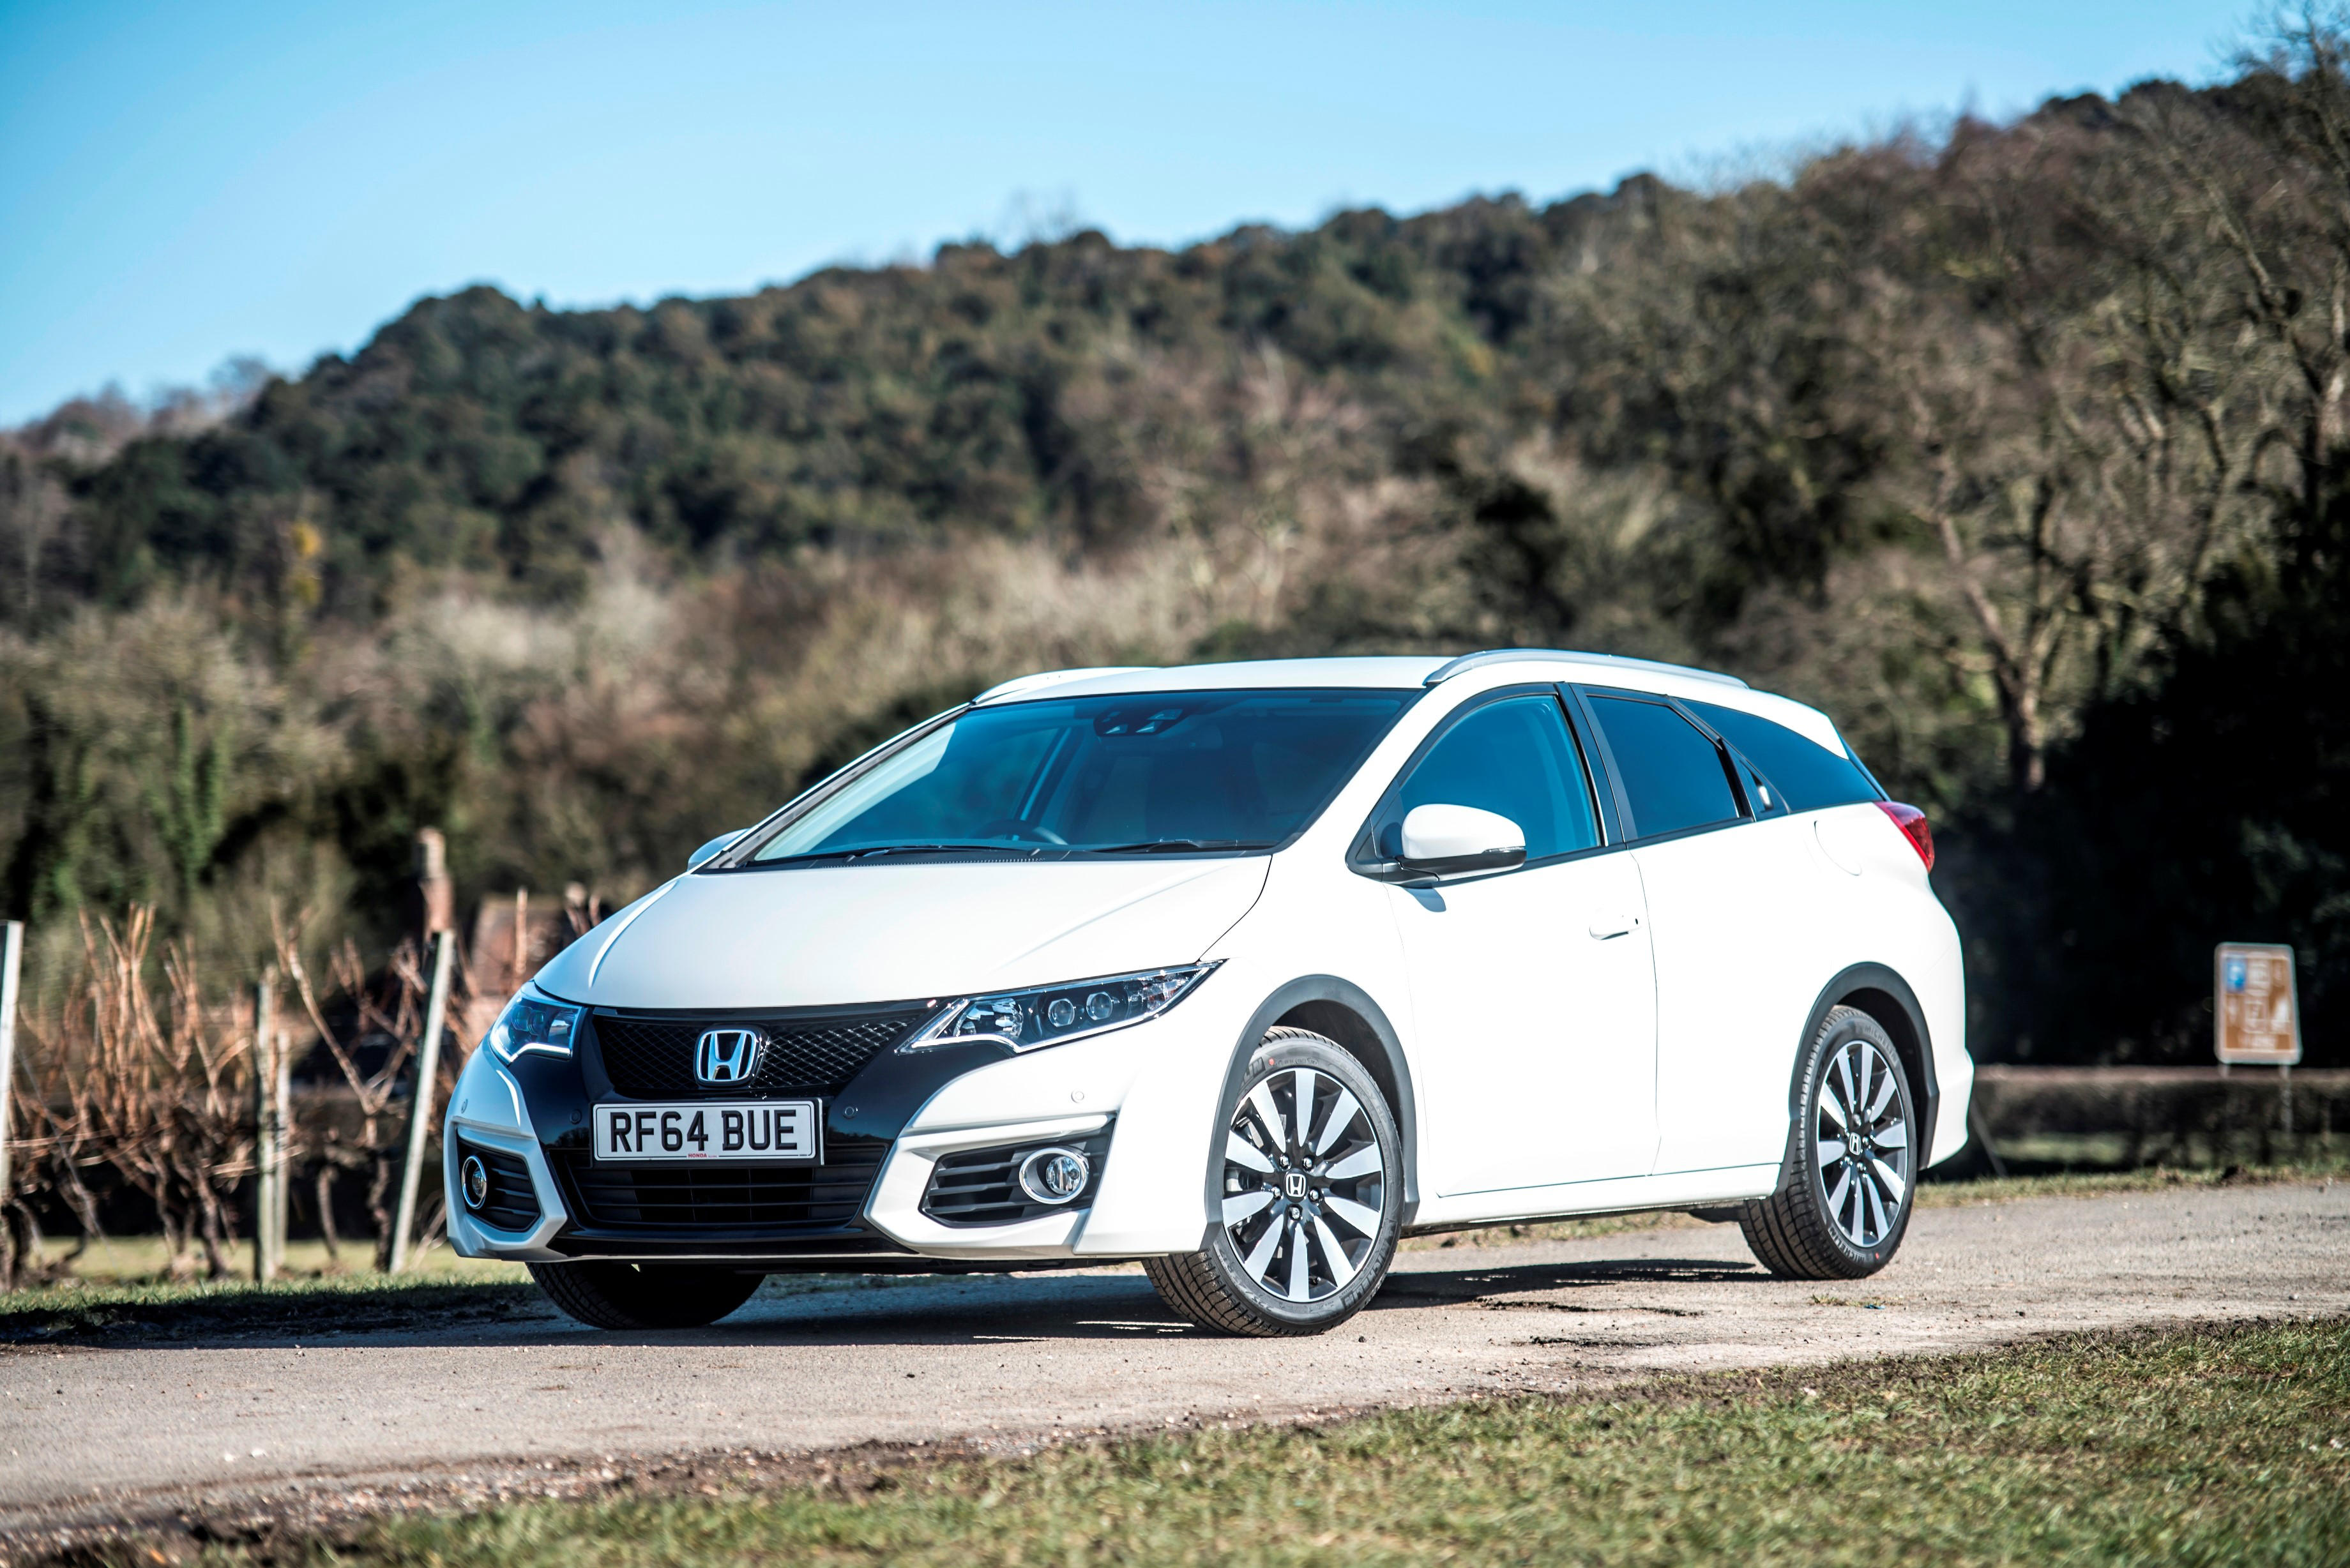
[{"left": 743, "top": 688, "right": 1413, "bottom": 862}]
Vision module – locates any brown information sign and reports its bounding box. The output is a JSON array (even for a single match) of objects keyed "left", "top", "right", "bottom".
[{"left": 2215, "top": 943, "right": 2301, "bottom": 1066}]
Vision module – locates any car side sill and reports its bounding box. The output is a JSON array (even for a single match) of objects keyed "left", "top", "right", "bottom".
[{"left": 1404, "top": 1164, "right": 1782, "bottom": 1233}]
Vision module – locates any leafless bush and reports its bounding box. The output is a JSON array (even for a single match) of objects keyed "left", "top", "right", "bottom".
[
  {"left": 1, "top": 906, "right": 474, "bottom": 1288},
  {"left": 4, "top": 908, "right": 257, "bottom": 1282},
  {"left": 278, "top": 920, "right": 476, "bottom": 1270}
]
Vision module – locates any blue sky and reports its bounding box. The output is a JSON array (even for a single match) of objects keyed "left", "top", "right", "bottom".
[{"left": 0, "top": 1, "right": 2255, "bottom": 423}]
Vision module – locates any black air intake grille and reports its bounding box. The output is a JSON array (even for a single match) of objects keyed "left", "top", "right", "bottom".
[
  {"left": 554, "top": 1144, "right": 886, "bottom": 1232},
  {"left": 457, "top": 1141, "right": 542, "bottom": 1232},
  {"left": 592, "top": 1007, "right": 932, "bottom": 1098},
  {"left": 921, "top": 1129, "right": 1111, "bottom": 1226}
]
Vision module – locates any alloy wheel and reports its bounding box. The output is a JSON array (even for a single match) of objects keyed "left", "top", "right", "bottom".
[
  {"left": 1219, "top": 1066, "right": 1386, "bottom": 1304},
  {"left": 1814, "top": 1036, "right": 1911, "bottom": 1249}
]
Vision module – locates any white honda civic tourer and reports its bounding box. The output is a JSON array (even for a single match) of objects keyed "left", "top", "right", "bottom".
[{"left": 445, "top": 651, "right": 1971, "bottom": 1336}]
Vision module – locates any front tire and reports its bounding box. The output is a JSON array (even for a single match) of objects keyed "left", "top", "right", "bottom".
[
  {"left": 1145, "top": 1029, "right": 1402, "bottom": 1336},
  {"left": 528, "top": 1261, "right": 763, "bottom": 1329},
  {"left": 1740, "top": 1006, "right": 1918, "bottom": 1279}
]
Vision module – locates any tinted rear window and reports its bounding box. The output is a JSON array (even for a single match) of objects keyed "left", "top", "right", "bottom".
[
  {"left": 1588, "top": 695, "right": 1743, "bottom": 839},
  {"left": 1687, "top": 700, "right": 1880, "bottom": 813}
]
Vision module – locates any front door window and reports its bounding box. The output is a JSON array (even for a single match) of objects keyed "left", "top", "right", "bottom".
[{"left": 1384, "top": 696, "right": 1600, "bottom": 860}]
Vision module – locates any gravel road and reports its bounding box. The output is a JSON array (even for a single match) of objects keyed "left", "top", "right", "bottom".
[{"left": 3, "top": 1180, "right": 2344, "bottom": 1547}]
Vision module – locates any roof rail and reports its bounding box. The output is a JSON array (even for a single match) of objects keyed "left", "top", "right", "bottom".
[
  {"left": 973, "top": 666, "right": 1159, "bottom": 704},
  {"left": 1423, "top": 649, "right": 1748, "bottom": 690}
]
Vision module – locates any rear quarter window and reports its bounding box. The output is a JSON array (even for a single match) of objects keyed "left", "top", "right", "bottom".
[{"left": 1687, "top": 700, "right": 1881, "bottom": 813}]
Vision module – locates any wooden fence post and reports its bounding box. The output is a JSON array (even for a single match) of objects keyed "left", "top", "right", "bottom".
[
  {"left": 0, "top": 921, "right": 21, "bottom": 1286},
  {"left": 254, "top": 974, "right": 281, "bottom": 1282},
  {"left": 389, "top": 929, "right": 455, "bottom": 1273},
  {"left": 270, "top": 1027, "right": 291, "bottom": 1271}
]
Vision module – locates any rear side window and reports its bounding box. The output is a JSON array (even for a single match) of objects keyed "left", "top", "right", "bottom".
[
  {"left": 1687, "top": 700, "right": 1880, "bottom": 813},
  {"left": 1587, "top": 695, "right": 1742, "bottom": 840},
  {"left": 1386, "top": 694, "right": 1601, "bottom": 861}
]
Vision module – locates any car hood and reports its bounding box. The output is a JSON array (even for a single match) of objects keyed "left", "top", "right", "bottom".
[{"left": 532, "top": 856, "right": 1271, "bottom": 1011}]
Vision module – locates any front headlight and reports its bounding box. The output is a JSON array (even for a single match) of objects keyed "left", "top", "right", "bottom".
[
  {"left": 901, "top": 963, "right": 1220, "bottom": 1054},
  {"left": 487, "top": 991, "right": 582, "bottom": 1064}
]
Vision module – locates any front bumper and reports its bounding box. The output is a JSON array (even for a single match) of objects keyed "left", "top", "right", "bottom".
[{"left": 443, "top": 977, "right": 1254, "bottom": 1267}]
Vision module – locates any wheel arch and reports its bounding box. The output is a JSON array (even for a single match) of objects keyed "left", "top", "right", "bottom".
[
  {"left": 1206, "top": 977, "right": 1423, "bottom": 1228},
  {"left": 1784, "top": 963, "right": 1941, "bottom": 1177}
]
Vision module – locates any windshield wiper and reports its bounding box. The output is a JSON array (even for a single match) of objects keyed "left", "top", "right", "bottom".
[
  {"left": 847, "top": 842, "right": 1044, "bottom": 860},
  {"left": 766, "top": 838, "right": 1269, "bottom": 864},
  {"left": 763, "top": 843, "right": 1038, "bottom": 865}
]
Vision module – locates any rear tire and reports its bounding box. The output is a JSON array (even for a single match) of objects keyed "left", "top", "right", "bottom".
[
  {"left": 528, "top": 1261, "right": 763, "bottom": 1329},
  {"left": 1740, "top": 1006, "right": 1917, "bottom": 1279},
  {"left": 1146, "top": 1029, "right": 1402, "bottom": 1337}
]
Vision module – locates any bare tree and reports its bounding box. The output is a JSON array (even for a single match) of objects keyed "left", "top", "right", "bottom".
[
  {"left": 0, "top": 449, "right": 66, "bottom": 623},
  {"left": 1842, "top": 107, "right": 2284, "bottom": 790},
  {"left": 2125, "top": 8, "right": 2350, "bottom": 558}
]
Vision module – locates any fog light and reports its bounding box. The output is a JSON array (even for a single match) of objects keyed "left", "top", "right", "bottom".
[
  {"left": 1017, "top": 1146, "right": 1091, "bottom": 1205},
  {"left": 459, "top": 1153, "right": 490, "bottom": 1212}
]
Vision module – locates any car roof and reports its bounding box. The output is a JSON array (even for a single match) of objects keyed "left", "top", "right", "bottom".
[
  {"left": 973, "top": 658, "right": 1444, "bottom": 703},
  {"left": 973, "top": 651, "right": 1851, "bottom": 757}
]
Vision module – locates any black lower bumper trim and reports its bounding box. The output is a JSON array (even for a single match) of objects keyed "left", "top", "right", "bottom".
[
  {"left": 456, "top": 1140, "right": 543, "bottom": 1232},
  {"left": 921, "top": 1126, "right": 1112, "bottom": 1225},
  {"left": 552, "top": 1142, "right": 885, "bottom": 1231},
  {"left": 545, "top": 1229, "right": 910, "bottom": 1258},
  {"left": 540, "top": 1249, "right": 1114, "bottom": 1276}
]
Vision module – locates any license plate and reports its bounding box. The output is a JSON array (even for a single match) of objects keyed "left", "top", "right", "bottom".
[{"left": 591, "top": 1101, "right": 819, "bottom": 1161}]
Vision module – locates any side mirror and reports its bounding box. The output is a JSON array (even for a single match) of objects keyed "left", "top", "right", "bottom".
[
  {"left": 1395, "top": 804, "right": 1526, "bottom": 878},
  {"left": 686, "top": 829, "right": 747, "bottom": 871}
]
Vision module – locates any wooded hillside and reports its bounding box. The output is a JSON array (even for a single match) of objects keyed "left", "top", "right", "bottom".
[{"left": 5, "top": 17, "right": 2347, "bottom": 1066}]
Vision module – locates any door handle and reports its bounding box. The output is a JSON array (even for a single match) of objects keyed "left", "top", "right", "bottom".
[{"left": 1588, "top": 912, "right": 1642, "bottom": 940}]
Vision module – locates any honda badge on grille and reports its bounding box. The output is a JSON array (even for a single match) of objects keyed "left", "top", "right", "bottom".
[{"left": 695, "top": 1027, "right": 766, "bottom": 1084}]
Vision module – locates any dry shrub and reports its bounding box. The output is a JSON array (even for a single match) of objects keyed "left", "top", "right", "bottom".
[
  {"left": 285, "top": 924, "right": 479, "bottom": 1270},
  {"left": 4, "top": 908, "right": 256, "bottom": 1281},
  {"left": 1, "top": 907, "right": 476, "bottom": 1288}
]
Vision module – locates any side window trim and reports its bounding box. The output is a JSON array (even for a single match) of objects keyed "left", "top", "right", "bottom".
[
  {"left": 1552, "top": 684, "right": 1623, "bottom": 846},
  {"left": 1568, "top": 683, "right": 1757, "bottom": 846},
  {"left": 1721, "top": 739, "right": 1788, "bottom": 818},
  {"left": 1348, "top": 684, "right": 1614, "bottom": 878},
  {"left": 1564, "top": 685, "right": 1639, "bottom": 841}
]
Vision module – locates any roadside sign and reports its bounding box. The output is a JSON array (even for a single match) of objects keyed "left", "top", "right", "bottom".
[{"left": 2215, "top": 942, "right": 2301, "bottom": 1066}]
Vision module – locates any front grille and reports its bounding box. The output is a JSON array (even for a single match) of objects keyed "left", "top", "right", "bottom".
[
  {"left": 592, "top": 1006, "right": 933, "bottom": 1098},
  {"left": 457, "top": 1140, "right": 542, "bottom": 1232},
  {"left": 921, "top": 1129, "right": 1111, "bottom": 1226},
  {"left": 554, "top": 1143, "right": 885, "bottom": 1232}
]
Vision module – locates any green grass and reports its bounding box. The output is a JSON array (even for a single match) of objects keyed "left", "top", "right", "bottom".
[
  {"left": 0, "top": 1235, "right": 539, "bottom": 1341},
  {"left": 0, "top": 1257, "right": 951, "bottom": 1343},
  {"left": 211, "top": 1317, "right": 2348, "bottom": 1567},
  {"left": 1917, "top": 1161, "right": 2346, "bottom": 1204},
  {"left": 11, "top": 1233, "right": 526, "bottom": 1284},
  {"left": 1404, "top": 1162, "right": 2344, "bottom": 1252},
  {"left": 0, "top": 1267, "right": 547, "bottom": 1344},
  {"left": 1961, "top": 1131, "right": 2350, "bottom": 1177}
]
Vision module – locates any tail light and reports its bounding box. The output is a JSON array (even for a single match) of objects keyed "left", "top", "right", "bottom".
[{"left": 1875, "top": 801, "right": 1934, "bottom": 871}]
